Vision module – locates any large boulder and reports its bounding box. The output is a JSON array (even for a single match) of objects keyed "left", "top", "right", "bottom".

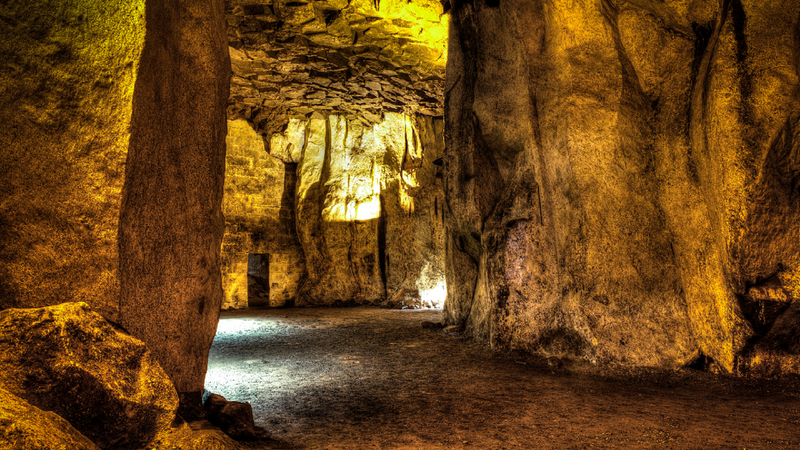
[
  {"left": 0, "top": 303, "right": 178, "bottom": 450},
  {"left": 0, "top": 388, "right": 99, "bottom": 450}
]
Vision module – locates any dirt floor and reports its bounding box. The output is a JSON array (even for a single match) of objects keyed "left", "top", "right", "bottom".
[{"left": 205, "top": 307, "right": 800, "bottom": 449}]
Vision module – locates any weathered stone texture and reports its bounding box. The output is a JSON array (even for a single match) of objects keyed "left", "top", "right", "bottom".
[
  {"left": 0, "top": 303, "right": 178, "bottom": 450},
  {"left": 152, "top": 426, "right": 241, "bottom": 450},
  {"left": 220, "top": 0, "right": 448, "bottom": 310},
  {"left": 118, "top": 0, "right": 231, "bottom": 398},
  {"left": 444, "top": 0, "right": 800, "bottom": 373},
  {"left": 0, "top": 388, "right": 100, "bottom": 450},
  {"left": 222, "top": 113, "right": 445, "bottom": 309},
  {"left": 0, "top": 0, "right": 145, "bottom": 319},
  {"left": 224, "top": 0, "right": 447, "bottom": 135}
]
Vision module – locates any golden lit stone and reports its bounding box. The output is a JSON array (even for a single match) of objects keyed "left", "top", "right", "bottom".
[
  {"left": 221, "top": 119, "right": 305, "bottom": 309},
  {"left": 218, "top": 113, "right": 447, "bottom": 308},
  {"left": 0, "top": 0, "right": 145, "bottom": 318},
  {"left": 444, "top": 0, "right": 800, "bottom": 373}
]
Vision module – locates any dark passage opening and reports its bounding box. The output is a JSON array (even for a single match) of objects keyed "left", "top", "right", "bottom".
[{"left": 247, "top": 253, "right": 270, "bottom": 307}]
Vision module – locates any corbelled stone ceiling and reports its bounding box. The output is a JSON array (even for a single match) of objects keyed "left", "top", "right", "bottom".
[{"left": 225, "top": 0, "right": 447, "bottom": 136}]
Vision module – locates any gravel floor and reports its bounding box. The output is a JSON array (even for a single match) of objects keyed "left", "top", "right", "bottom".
[{"left": 206, "top": 307, "right": 800, "bottom": 449}]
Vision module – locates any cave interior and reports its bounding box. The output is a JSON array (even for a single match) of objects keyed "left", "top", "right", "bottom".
[{"left": 1, "top": 0, "right": 800, "bottom": 447}]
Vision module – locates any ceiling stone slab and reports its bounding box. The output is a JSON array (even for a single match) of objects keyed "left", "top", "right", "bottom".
[{"left": 225, "top": 0, "right": 447, "bottom": 135}]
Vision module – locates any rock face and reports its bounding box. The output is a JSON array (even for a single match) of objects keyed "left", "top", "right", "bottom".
[
  {"left": 300, "top": 113, "right": 444, "bottom": 306},
  {"left": 0, "top": 388, "right": 100, "bottom": 450},
  {"left": 221, "top": 113, "right": 446, "bottom": 308},
  {"left": 0, "top": 0, "right": 145, "bottom": 319},
  {"left": 220, "top": 0, "right": 450, "bottom": 310},
  {"left": 444, "top": 0, "right": 800, "bottom": 373},
  {"left": 0, "top": 303, "right": 178, "bottom": 450},
  {"left": 118, "top": 0, "right": 231, "bottom": 400}
]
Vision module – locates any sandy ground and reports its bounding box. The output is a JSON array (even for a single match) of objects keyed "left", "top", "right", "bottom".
[{"left": 205, "top": 307, "right": 800, "bottom": 449}]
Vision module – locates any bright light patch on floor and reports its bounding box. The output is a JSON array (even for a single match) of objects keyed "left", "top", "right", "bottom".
[{"left": 215, "top": 318, "right": 265, "bottom": 334}]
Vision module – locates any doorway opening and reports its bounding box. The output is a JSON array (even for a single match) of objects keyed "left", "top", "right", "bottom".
[{"left": 247, "top": 253, "right": 270, "bottom": 307}]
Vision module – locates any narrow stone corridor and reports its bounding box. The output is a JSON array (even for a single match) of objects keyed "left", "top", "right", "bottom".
[{"left": 206, "top": 308, "right": 800, "bottom": 449}]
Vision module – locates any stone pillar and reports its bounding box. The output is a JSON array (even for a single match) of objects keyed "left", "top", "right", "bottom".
[{"left": 118, "top": 0, "right": 230, "bottom": 415}]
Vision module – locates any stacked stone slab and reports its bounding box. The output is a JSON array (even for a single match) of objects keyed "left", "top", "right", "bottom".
[{"left": 225, "top": 0, "right": 446, "bottom": 137}]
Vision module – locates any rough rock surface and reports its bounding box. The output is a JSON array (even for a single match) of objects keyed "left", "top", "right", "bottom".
[
  {"left": 0, "top": 0, "right": 145, "bottom": 319},
  {"left": 221, "top": 114, "right": 445, "bottom": 308},
  {"left": 0, "top": 303, "right": 178, "bottom": 450},
  {"left": 118, "top": 0, "right": 231, "bottom": 399},
  {"left": 293, "top": 113, "right": 446, "bottom": 306},
  {"left": 0, "top": 388, "right": 100, "bottom": 450},
  {"left": 152, "top": 424, "right": 241, "bottom": 450},
  {"left": 225, "top": 0, "right": 446, "bottom": 136},
  {"left": 444, "top": 0, "right": 800, "bottom": 374}
]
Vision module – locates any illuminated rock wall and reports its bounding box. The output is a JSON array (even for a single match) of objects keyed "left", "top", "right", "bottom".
[
  {"left": 0, "top": 0, "right": 145, "bottom": 319},
  {"left": 295, "top": 113, "right": 446, "bottom": 306},
  {"left": 445, "top": 0, "right": 800, "bottom": 374},
  {"left": 221, "top": 0, "right": 450, "bottom": 309},
  {"left": 222, "top": 113, "right": 446, "bottom": 308}
]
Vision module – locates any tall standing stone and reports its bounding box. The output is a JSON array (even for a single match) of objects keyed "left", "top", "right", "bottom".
[{"left": 119, "top": 0, "right": 231, "bottom": 411}]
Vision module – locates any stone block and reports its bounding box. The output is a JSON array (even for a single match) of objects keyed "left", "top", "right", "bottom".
[{"left": 0, "top": 303, "right": 178, "bottom": 449}]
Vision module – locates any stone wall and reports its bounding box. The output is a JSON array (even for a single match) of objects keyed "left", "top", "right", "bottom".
[
  {"left": 297, "top": 112, "right": 446, "bottom": 307},
  {"left": 444, "top": 0, "right": 800, "bottom": 374},
  {"left": 222, "top": 112, "right": 446, "bottom": 309},
  {"left": 221, "top": 119, "right": 305, "bottom": 309},
  {"left": 220, "top": 0, "right": 449, "bottom": 310},
  {"left": 0, "top": 0, "right": 145, "bottom": 319}
]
